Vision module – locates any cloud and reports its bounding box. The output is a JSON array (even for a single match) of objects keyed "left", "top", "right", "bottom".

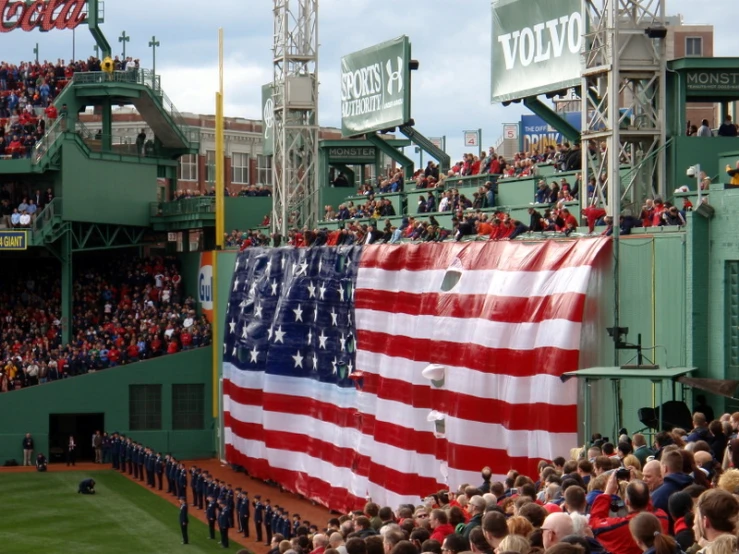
[{"left": 5, "top": 0, "right": 732, "bottom": 164}]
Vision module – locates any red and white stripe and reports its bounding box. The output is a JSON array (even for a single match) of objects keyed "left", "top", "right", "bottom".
[{"left": 224, "top": 238, "right": 609, "bottom": 512}]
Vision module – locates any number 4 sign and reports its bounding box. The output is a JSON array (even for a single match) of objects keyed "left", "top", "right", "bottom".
[{"left": 464, "top": 130, "right": 480, "bottom": 148}]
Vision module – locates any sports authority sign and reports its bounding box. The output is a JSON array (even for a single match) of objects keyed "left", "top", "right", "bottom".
[
  {"left": 341, "top": 35, "right": 411, "bottom": 137},
  {"left": 0, "top": 0, "right": 89, "bottom": 32},
  {"left": 491, "top": 0, "right": 583, "bottom": 103},
  {"left": 261, "top": 83, "right": 274, "bottom": 156}
]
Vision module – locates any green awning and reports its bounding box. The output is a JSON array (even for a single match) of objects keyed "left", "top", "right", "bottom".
[{"left": 561, "top": 366, "right": 696, "bottom": 382}]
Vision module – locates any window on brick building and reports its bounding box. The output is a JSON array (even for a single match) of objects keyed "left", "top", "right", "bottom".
[
  {"left": 686, "top": 37, "right": 703, "bottom": 57},
  {"left": 231, "top": 152, "right": 250, "bottom": 184},
  {"left": 206, "top": 150, "right": 216, "bottom": 186},
  {"left": 179, "top": 154, "right": 198, "bottom": 182},
  {"left": 258, "top": 154, "right": 273, "bottom": 186}
]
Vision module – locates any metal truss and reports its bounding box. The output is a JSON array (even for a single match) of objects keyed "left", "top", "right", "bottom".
[
  {"left": 271, "top": 0, "right": 320, "bottom": 237},
  {"left": 581, "top": 0, "right": 667, "bottom": 216}
]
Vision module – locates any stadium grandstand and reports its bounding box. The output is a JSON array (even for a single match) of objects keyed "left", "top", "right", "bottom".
[{"left": 4, "top": 0, "right": 739, "bottom": 553}]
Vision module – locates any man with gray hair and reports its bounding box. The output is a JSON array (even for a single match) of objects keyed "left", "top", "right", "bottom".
[
  {"left": 462, "top": 495, "right": 486, "bottom": 539},
  {"left": 541, "top": 512, "right": 574, "bottom": 550},
  {"left": 311, "top": 534, "right": 329, "bottom": 554}
]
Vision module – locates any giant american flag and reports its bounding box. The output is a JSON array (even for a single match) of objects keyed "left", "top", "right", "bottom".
[{"left": 223, "top": 238, "right": 609, "bottom": 512}]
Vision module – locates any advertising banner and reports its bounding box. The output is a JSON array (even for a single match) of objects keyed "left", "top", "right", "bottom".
[
  {"left": 491, "top": 0, "right": 583, "bottom": 103},
  {"left": 261, "top": 83, "right": 274, "bottom": 156},
  {"left": 341, "top": 36, "right": 411, "bottom": 137},
  {"left": 521, "top": 112, "right": 581, "bottom": 152},
  {"left": 199, "top": 251, "right": 214, "bottom": 322}
]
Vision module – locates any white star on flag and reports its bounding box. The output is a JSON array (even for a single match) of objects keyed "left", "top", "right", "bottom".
[
  {"left": 292, "top": 350, "right": 304, "bottom": 368},
  {"left": 232, "top": 277, "right": 240, "bottom": 292},
  {"left": 347, "top": 361, "right": 353, "bottom": 373},
  {"left": 331, "top": 357, "right": 338, "bottom": 374},
  {"left": 249, "top": 346, "right": 259, "bottom": 363},
  {"left": 307, "top": 282, "right": 317, "bottom": 298},
  {"left": 229, "top": 319, "right": 236, "bottom": 334},
  {"left": 249, "top": 282, "right": 256, "bottom": 296},
  {"left": 241, "top": 325, "right": 248, "bottom": 339},
  {"left": 330, "top": 308, "right": 338, "bottom": 326},
  {"left": 254, "top": 303, "right": 263, "bottom": 319},
  {"left": 232, "top": 346, "right": 237, "bottom": 357},
  {"left": 267, "top": 327, "right": 273, "bottom": 340},
  {"left": 298, "top": 261, "right": 308, "bottom": 276},
  {"left": 234, "top": 259, "right": 240, "bottom": 271},
  {"left": 265, "top": 259, "right": 272, "bottom": 274},
  {"left": 239, "top": 300, "right": 247, "bottom": 314},
  {"left": 339, "top": 333, "right": 346, "bottom": 351},
  {"left": 318, "top": 330, "right": 328, "bottom": 349},
  {"left": 312, "top": 354, "right": 318, "bottom": 371},
  {"left": 339, "top": 285, "right": 345, "bottom": 301},
  {"left": 274, "top": 326, "right": 286, "bottom": 344},
  {"left": 293, "top": 304, "right": 304, "bottom": 322},
  {"left": 271, "top": 280, "right": 278, "bottom": 296},
  {"left": 307, "top": 329, "right": 312, "bottom": 344},
  {"left": 319, "top": 283, "right": 327, "bottom": 300}
]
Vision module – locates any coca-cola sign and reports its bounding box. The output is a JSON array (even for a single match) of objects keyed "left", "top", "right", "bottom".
[{"left": 0, "top": 0, "right": 88, "bottom": 33}]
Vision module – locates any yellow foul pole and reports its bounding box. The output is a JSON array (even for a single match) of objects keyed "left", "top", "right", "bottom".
[{"left": 212, "top": 28, "right": 225, "bottom": 419}]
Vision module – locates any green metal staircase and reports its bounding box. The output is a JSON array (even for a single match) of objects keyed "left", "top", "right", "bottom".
[{"left": 31, "top": 69, "right": 199, "bottom": 171}]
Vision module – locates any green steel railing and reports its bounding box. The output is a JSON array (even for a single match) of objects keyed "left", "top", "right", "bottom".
[
  {"left": 31, "top": 116, "right": 65, "bottom": 166},
  {"left": 32, "top": 197, "right": 63, "bottom": 235},
  {"left": 151, "top": 197, "right": 215, "bottom": 218},
  {"left": 72, "top": 70, "right": 199, "bottom": 147}
]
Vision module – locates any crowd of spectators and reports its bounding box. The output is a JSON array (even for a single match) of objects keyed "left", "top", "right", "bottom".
[
  {"left": 303, "top": 409, "right": 739, "bottom": 554},
  {"left": 0, "top": 187, "right": 54, "bottom": 228},
  {"left": 0, "top": 56, "right": 142, "bottom": 159},
  {"left": 172, "top": 184, "right": 273, "bottom": 202},
  {"left": 0, "top": 255, "right": 211, "bottom": 393}
]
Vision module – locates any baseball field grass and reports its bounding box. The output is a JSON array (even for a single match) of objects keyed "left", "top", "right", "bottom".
[{"left": 0, "top": 469, "right": 243, "bottom": 554}]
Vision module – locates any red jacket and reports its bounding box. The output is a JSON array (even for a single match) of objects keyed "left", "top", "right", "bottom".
[
  {"left": 430, "top": 523, "right": 455, "bottom": 543},
  {"left": 589, "top": 494, "right": 669, "bottom": 554}
]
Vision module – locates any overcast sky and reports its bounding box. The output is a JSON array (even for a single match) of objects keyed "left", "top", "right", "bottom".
[{"left": 13, "top": 0, "right": 736, "bottom": 164}]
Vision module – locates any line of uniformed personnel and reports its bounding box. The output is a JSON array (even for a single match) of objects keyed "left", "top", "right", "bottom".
[{"left": 106, "top": 432, "right": 305, "bottom": 548}]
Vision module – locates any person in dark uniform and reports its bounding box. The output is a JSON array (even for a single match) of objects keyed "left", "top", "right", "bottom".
[
  {"left": 132, "top": 443, "right": 139, "bottom": 479},
  {"left": 227, "top": 485, "right": 235, "bottom": 528},
  {"left": 146, "top": 449, "right": 156, "bottom": 488},
  {"left": 36, "top": 453, "right": 47, "bottom": 472},
  {"left": 78, "top": 478, "right": 95, "bottom": 494},
  {"left": 206, "top": 494, "right": 218, "bottom": 540},
  {"left": 196, "top": 470, "right": 206, "bottom": 509},
  {"left": 292, "top": 514, "right": 301, "bottom": 537},
  {"left": 155, "top": 453, "right": 164, "bottom": 490},
  {"left": 240, "top": 491, "right": 250, "bottom": 537},
  {"left": 218, "top": 500, "right": 230, "bottom": 548},
  {"left": 234, "top": 488, "right": 243, "bottom": 533},
  {"left": 167, "top": 457, "right": 177, "bottom": 495},
  {"left": 253, "top": 495, "right": 264, "bottom": 543},
  {"left": 263, "top": 498, "right": 273, "bottom": 545},
  {"left": 190, "top": 466, "right": 199, "bottom": 508},
  {"left": 125, "top": 438, "right": 133, "bottom": 474},
  {"left": 179, "top": 497, "right": 189, "bottom": 545},
  {"left": 136, "top": 444, "right": 145, "bottom": 482},
  {"left": 111, "top": 433, "right": 120, "bottom": 470},
  {"left": 178, "top": 464, "right": 188, "bottom": 503},
  {"left": 66, "top": 435, "right": 76, "bottom": 466}
]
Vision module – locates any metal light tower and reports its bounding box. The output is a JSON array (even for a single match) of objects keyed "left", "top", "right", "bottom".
[
  {"left": 271, "top": 0, "right": 320, "bottom": 237},
  {"left": 581, "top": 0, "right": 667, "bottom": 216}
]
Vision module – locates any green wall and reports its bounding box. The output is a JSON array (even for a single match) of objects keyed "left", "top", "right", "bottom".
[
  {"left": 179, "top": 251, "right": 202, "bottom": 304},
  {"left": 320, "top": 186, "right": 353, "bottom": 213},
  {"left": 224, "top": 197, "right": 272, "bottom": 232},
  {"left": 0, "top": 347, "right": 215, "bottom": 464},
  {"left": 61, "top": 137, "right": 158, "bottom": 227},
  {"left": 668, "top": 137, "right": 739, "bottom": 191},
  {"left": 578, "top": 233, "right": 689, "bottom": 441}
]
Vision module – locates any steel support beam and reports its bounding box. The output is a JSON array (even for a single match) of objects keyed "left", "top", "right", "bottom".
[
  {"left": 271, "top": 0, "right": 320, "bottom": 236},
  {"left": 581, "top": 0, "right": 667, "bottom": 216}
]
